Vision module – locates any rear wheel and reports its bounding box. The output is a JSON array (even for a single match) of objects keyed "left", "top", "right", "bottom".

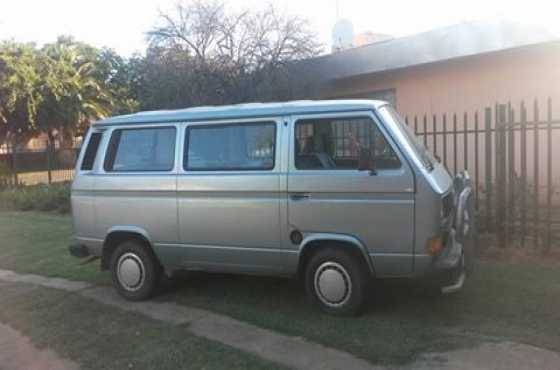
[
  {"left": 304, "top": 248, "right": 370, "bottom": 316},
  {"left": 110, "top": 240, "right": 162, "bottom": 301}
]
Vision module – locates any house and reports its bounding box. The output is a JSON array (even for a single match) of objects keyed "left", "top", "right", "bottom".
[
  {"left": 298, "top": 19, "right": 560, "bottom": 195},
  {"left": 301, "top": 19, "right": 560, "bottom": 119}
]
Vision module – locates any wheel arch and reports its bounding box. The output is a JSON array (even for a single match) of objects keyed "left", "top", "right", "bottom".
[
  {"left": 101, "top": 226, "right": 155, "bottom": 270},
  {"left": 297, "top": 233, "right": 375, "bottom": 276}
]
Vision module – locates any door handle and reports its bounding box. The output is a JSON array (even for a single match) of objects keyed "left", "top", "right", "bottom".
[{"left": 290, "top": 193, "right": 310, "bottom": 201}]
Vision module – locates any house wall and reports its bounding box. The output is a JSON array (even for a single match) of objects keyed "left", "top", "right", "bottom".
[
  {"left": 326, "top": 42, "right": 560, "bottom": 119},
  {"left": 323, "top": 42, "right": 560, "bottom": 198}
]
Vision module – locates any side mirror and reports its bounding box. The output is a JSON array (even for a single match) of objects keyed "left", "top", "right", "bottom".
[{"left": 357, "top": 149, "right": 377, "bottom": 175}]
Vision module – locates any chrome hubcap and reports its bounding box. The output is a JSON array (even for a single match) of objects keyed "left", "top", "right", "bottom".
[
  {"left": 117, "top": 253, "right": 145, "bottom": 291},
  {"left": 314, "top": 262, "right": 352, "bottom": 307}
]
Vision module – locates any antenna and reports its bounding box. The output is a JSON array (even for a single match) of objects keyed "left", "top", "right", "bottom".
[{"left": 332, "top": 18, "right": 354, "bottom": 52}]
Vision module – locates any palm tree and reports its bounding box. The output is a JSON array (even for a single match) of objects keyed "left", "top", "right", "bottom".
[{"left": 37, "top": 40, "right": 115, "bottom": 147}]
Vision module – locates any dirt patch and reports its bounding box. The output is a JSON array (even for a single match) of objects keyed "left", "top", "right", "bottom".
[
  {"left": 477, "top": 233, "right": 560, "bottom": 264},
  {"left": 0, "top": 322, "right": 79, "bottom": 370},
  {"left": 480, "top": 246, "right": 560, "bottom": 265}
]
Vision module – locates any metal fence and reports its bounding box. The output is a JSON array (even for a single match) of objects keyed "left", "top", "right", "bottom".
[
  {"left": 405, "top": 98, "right": 560, "bottom": 252},
  {"left": 0, "top": 140, "right": 79, "bottom": 188}
]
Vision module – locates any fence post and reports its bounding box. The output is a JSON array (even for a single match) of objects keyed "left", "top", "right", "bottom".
[
  {"left": 533, "top": 100, "right": 540, "bottom": 248},
  {"left": 432, "top": 115, "right": 437, "bottom": 156},
  {"left": 484, "top": 107, "right": 493, "bottom": 231},
  {"left": 474, "top": 111, "right": 479, "bottom": 210},
  {"left": 496, "top": 104, "right": 507, "bottom": 248},
  {"left": 443, "top": 114, "right": 448, "bottom": 169},
  {"left": 520, "top": 101, "right": 527, "bottom": 248},
  {"left": 453, "top": 113, "right": 458, "bottom": 175},
  {"left": 507, "top": 102, "right": 515, "bottom": 245},
  {"left": 47, "top": 142, "right": 53, "bottom": 185},
  {"left": 11, "top": 143, "right": 18, "bottom": 186},
  {"left": 423, "top": 115, "right": 428, "bottom": 148},
  {"left": 463, "top": 112, "right": 468, "bottom": 171},
  {"left": 546, "top": 97, "right": 552, "bottom": 253}
]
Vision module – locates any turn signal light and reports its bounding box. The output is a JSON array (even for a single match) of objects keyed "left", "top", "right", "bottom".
[{"left": 426, "top": 235, "right": 443, "bottom": 256}]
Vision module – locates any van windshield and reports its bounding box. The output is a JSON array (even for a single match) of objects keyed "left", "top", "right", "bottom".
[{"left": 378, "top": 105, "right": 435, "bottom": 171}]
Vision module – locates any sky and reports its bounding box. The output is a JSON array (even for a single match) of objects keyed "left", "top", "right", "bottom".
[{"left": 1, "top": 0, "right": 559, "bottom": 56}]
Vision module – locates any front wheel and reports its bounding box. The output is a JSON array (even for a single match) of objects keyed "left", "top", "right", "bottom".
[
  {"left": 110, "top": 240, "right": 162, "bottom": 301},
  {"left": 304, "top": 248, "right": 370, "bottom": 316}
]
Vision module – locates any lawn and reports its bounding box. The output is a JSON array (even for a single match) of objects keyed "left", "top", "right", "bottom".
[
  {"left": 0, "top": 280, "right": 286, "bottom": 370},
  {"left": 1, "top": 211, "right": 560, "bottom": 366}
]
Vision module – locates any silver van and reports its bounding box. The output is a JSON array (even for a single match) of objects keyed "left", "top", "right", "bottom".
[{"left": 70, "top": 100, "right": 475, "bottom": 315}]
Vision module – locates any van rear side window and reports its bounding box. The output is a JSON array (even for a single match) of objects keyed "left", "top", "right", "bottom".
[
  {"left": 104, "top": 127, "right": 176, "bottom": 172},
  {"left": 80, "top": 132, "right": 102, "bottom": 171}
]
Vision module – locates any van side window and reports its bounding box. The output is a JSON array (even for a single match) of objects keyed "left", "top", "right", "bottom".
[
  {"left": 185, "top": 122, "right": 275, "bottom": 171},
  {"left": 104, "top": 127, "right": 176, "bottom": 172},
  {"left": 294, "top": 116, "right": 401, "bottom": 170},
  {"left": 80, "top": 132, "right": 102, "bottom": 171}
]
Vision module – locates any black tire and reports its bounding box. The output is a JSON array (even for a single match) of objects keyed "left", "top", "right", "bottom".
[
  {"left": 304, "top": 247, "right": 370, "bottom": 316},
  {"left": 110, "top": 240, "right": 162, "bottom": 301}
]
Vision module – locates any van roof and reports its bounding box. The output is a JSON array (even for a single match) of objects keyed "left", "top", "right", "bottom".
[{"left": 94, "top": 100, "right": 387, "bottom": 126}]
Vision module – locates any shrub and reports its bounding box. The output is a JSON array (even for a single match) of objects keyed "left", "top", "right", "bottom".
[
  {"left": 0, "top": 162, "right": 15, "bottom": 190},
  {"left": 0, "top": 182, "right": 71, "bottom": 213}
]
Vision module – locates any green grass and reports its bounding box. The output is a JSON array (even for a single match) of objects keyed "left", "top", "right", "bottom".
[
  {"left": 0, "top": 281, "right": 286, "bottom": 370},
  {"left": 0, "top": 211, "right": 106, "bottom": 283},
  {"left": 1, "top": 211, "right": 560, "bottom": 366},
  {"left": 162, "top": 263, "right": 560, "bottom": 365}
]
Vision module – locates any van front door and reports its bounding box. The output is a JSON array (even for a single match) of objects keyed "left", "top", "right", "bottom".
[
  {"left": 176, "top": 118, "right": 288, "bottom": 274},
  {"left": 287, "top": 111, "right": 415, "bottom": 277}
]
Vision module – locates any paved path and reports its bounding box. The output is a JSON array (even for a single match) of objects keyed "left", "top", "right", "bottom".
[
  {"left": 1, "top": 269, "right": 559, "bottom": 370},
  {"left": 0, "top": 269, "right": 377, "bottom": 370},
  {"left": 407, "top": 342, "right": 560, "bottom": 370},
  {"left": 0, "top": 322, "right": 79, "bottom": 370}
]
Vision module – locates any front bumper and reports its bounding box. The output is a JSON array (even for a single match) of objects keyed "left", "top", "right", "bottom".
[
  {"left": 428, "top": 229, "right": 466, "bottom": 294},
  {"left": 427, "top": 171, "right": 474, "bottom": 294}
]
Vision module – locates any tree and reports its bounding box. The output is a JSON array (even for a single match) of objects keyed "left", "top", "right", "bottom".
[
  {"left": 35, "top": 38, "right": 115, "bottom": 146},
  {"left": 94, "top": 48, "right": 139, "bottom": 115},
  {"left": 0, "top": 42, "right": 42, "bottom": 147},
  {"left": 144, "top": 0, "right": 322, "bottom": 109},
  {"left": 0, "top": 37, "right": 139, "bottom": 148}
]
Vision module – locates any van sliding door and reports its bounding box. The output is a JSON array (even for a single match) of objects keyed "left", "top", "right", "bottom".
[{"left": 175, "top": 118, "right": 290, "bottom": 274}]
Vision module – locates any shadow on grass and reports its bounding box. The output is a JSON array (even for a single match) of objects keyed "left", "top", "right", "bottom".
[{"left": 160, "top": 270, "right": 442, "bottom": 314}]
